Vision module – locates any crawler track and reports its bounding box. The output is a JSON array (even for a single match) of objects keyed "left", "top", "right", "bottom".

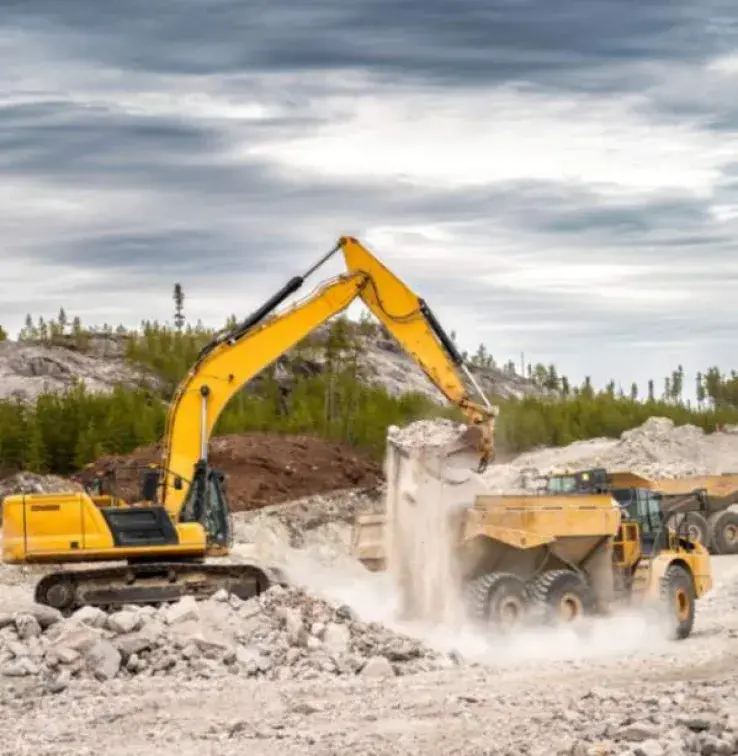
[{"left": 33, "top": 561, "right": 288, "bottom": 614}]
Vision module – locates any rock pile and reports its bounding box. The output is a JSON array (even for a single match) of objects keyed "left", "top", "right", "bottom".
[
  {"left": 384, "top": 416, "right": 738, "bottom": 496},
  {"left": 0, "top": 586, "right": 453, "bottom": 693},
  {"left": 534, "top": 416, "right": 738, "bottom": 481}
]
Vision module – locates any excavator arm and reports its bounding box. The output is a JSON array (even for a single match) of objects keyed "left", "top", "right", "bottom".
[{"left": 158, "top": 236, "right": 498, "bottom": 519}]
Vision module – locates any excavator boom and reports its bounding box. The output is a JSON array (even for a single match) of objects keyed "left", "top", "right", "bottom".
[{"left": 159, "top": 236, "right": 497, "bottom": 517}]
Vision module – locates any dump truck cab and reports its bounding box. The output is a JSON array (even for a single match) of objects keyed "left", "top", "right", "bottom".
[
  {"left": 544, "top": 467, "right": 738, "bottom": 555},
  {"left": 545, "top": 467, "right": 610, "bottom": 495}
]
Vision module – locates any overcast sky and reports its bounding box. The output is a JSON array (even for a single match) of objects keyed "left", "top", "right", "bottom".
[{"left": 2, "top": 1, "right": 737, "bottom": 399}]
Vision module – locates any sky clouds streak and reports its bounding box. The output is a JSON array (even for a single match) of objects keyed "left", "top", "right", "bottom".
[{"left": 1, "top": 0, "right": 738, "bottom": 397}]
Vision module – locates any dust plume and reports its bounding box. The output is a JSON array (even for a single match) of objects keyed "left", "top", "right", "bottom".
[{"left": 384, "top": 439, "right": 466, "bottom": 626}]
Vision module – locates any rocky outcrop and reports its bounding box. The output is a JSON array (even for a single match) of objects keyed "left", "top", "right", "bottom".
[
  {"left": 267, "top": 324, "right": 551, "bottom": 403},
  {"left": 356, "top": 335, "right": 550, "bottom": 401},
  {"left": 0, "top": 340, "right": 163, "bottom": 402},
  {"left": 0, "top": 324, "right": 547, "bottom": 407}
]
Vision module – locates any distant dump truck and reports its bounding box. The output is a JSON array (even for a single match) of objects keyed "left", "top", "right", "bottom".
[
  {"left": 352, "top": 464, "right": 713, "bottom": 640},
  {"left": 541, "top": 468, "right": 738, "bottom": 556}
]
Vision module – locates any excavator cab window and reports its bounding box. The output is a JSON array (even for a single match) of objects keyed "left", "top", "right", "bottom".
[
  {"left": 179, "top": 460, "right": 232, "bottom": 548},
  {"left": 205, "top": 472, "right": 232, "bottom": 548}
]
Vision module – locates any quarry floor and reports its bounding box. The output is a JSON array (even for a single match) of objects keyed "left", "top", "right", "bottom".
[{"left": 2, "top": 555, "right": 738, "bottom": 756}]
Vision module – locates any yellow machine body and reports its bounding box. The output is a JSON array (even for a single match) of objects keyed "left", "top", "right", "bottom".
[{"left": 2, "top": 492, "right": 206, "bottom": 564}]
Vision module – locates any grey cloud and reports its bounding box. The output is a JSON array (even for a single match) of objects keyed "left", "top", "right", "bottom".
[
  {"left": 5, "top": 0, "right": 731, "bottom": 93},
  {"left": 0, "top": 102, "right": 221, "bottom": 175},
  {"left": 1, "top": 0, "right": 737, "bottom": 396}
]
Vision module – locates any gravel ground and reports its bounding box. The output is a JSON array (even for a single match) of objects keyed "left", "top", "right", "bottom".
[
  {"left": 4, "top": 417, "right": 738, "bottom": 755},
  {"left": 1, "top": 551, "right": 737, "bottom": 756}
]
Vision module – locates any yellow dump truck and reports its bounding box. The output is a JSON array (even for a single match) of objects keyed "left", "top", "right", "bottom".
[
  {"left": 353, "top": 482, "right": 713, "bottom": 640},
  {"left": 542, "top": 467, "right": 738, "bottom": 556}
]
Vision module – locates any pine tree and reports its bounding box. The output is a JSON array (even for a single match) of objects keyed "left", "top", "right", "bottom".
[
  {"left": 544, "top": 365, "right": 559, "bottom": 391},
  {"left": 696, "top": 372, "right": 706, "bottom": 408},
  {"left": 671, "top": 365, "right": 684, "bottom": 404},
  {"left": 25, "top": 421, "right": 48, "bottom": 473},
  {"left": 19, "top": 314, "right": 36, "bottom": 342},
  {"left": 173, "top": 283, "right": 185, "bottom": 331},
  {"left": 0, "top": 325, "right": 7, "bottom": 342}
]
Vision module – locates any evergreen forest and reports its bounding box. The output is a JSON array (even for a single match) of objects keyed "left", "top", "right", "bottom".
[{"left": 3, "top": 291, "right": 738, "bottom": 477}]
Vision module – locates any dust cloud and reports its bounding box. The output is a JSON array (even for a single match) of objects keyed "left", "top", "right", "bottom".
[{"left": 291, "top": 418, "right": 675, "bottom": 668}]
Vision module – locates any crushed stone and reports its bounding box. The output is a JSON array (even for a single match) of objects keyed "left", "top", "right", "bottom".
[{"left": 0, "top": 586, "right": 454, "bottom": 692}]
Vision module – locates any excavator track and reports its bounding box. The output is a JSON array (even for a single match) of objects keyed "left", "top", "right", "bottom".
[{"left": 33, "top": 561, "right": 289, "bottom": 615}]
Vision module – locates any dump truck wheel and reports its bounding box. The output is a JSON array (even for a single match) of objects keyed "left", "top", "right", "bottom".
[
  {"left": 666, "top": 511, "right": 710, "bottom": 548},
  {"left": 465, "top": 572, "right": 528, "bottom": 631},
  {"left": 659, "top": 563, "right": 695, "bottom": 640},
  {"left": 528, "top": 569, "right": 596, "bottom": 625},
  {"left": 708, "top": 510, "right": 738, "bottom": 555}
]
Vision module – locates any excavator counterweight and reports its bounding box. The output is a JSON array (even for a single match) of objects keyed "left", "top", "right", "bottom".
[{"left": 2, "top": 236, "right": 498, "bottom": 613}]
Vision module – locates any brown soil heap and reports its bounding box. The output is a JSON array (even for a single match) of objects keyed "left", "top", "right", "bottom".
[{"left": 73, "top": 432, "right": 383, "bottom": 512}]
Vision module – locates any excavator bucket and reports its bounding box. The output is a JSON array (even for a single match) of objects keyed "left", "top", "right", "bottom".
[{"left": 454, "top": 424, "right": 492, "bottom": 466}]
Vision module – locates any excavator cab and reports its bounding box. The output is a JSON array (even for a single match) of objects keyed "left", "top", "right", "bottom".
[{"left": 178, "top": 460, "right": 233, "bottom": 551}]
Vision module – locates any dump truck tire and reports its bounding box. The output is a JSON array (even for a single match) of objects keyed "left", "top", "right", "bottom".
[
  {"left": 666, "top": 511, "right": 710, "bottom": 549},
  {"left": 660, "top": 563, "right": 695, "bottom": 640},
  {"left": 708, "top": 510, "right": 738, "bottom": 555},
  {"left": 528, "top": 569, "right": 596, "bottom": 625},
  {"left": 465, "top": 572, "right": 529, "bottom": 630}
]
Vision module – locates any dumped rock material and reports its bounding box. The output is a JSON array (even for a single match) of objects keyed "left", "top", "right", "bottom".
[
  {"left": 0, "top": 587, "right": 453, "bottom": 691},
  {"left": 384, "top": 423, "right": 468, "bottom": 625},
  {"left": 386, "top": 418, "right": 473, "bottom": 450}
]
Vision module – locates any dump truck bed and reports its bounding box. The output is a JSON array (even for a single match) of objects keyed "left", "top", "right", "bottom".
[{"left": 353, "top": 492, "right": 622, "bottom": 572}]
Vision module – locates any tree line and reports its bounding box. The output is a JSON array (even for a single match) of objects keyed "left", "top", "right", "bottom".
[{"left": 3, "top": 296, "right": 738, "bottom": 477}]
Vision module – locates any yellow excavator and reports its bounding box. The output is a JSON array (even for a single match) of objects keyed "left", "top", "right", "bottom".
[{"left": 2, "top": 236, "right": 498, "bottom": 613}]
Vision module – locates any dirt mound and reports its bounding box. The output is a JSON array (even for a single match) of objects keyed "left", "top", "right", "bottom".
[{"left": 74, "top": 432, "right": 383, "bottom": 512}]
